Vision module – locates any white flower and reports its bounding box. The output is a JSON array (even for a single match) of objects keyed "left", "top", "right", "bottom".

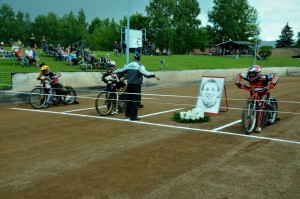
[{"left": 179, "top": 108, "right": 205, "bottom": 121}]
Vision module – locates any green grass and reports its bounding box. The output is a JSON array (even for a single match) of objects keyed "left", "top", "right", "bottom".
[{"left": 1, "top": 51, "right": 300, "bottom": 89}]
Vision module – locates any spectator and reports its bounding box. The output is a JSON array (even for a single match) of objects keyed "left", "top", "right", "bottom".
[
  {"left": 0, "top": 42, "right": 5, "bottom": 53},
  {"left": 16, "top": 39, "right": 22, "bottom": 47},
  {"left": 11, "top": 42, "right": 19, "bottom": 53},
  {"left": 48, "top": 44, "right": 55, "bottom": 55},
  {"left": 25, "top": 46, "right": 36, "bottom": 66},
  {"left": 105, "top": 54, "right": 111, "bottom": 68},
  {"left": 151, "top": 43, "right": 156, "bottom": 56},
  {"left": 29, "top": 33, "right": 36, "bottom": 48},
  {"left": 16, "top": 46, "right": 29, "bottom": 67},
  {"left": 113, "top": 53, "right": 160, "bottom": 121},
  {"left": 113, "top": 41, "right": 119, "bottom": 56},
  {"left": 122, "top": 41, "right": 126, "bottom": 55},
  {"left": 167, "top": 49, "right": 171, "bottom": 56},
  {"left": 32, "top": 48, "right": 40, "bottom": 67},
  {"left": 41, "top": 36, "right": 46, "bottom": 50},
  {"left": 155, "top": 48, "right": 161, "bottom": 56}
]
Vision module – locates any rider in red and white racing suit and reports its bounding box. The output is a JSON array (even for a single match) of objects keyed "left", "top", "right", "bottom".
[{"left": 235, "top": 65, "right": 279, "bottom": 133}]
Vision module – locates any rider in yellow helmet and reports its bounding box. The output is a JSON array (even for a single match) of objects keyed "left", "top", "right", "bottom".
[{"left": 37, "top": 63, "right": 62, "bottom": 107}]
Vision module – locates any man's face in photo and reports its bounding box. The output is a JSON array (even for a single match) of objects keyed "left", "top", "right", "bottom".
[{"left": 201, "top": 81, "right": 219, "bottom": 108}]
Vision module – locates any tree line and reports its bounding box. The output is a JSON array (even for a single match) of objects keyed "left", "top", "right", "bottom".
[{"left": 0, "top": 0, "right": 299, "bottom": 54}]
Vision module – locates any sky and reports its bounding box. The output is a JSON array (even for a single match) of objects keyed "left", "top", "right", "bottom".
[{"left": 2, "top": 0, "right": 299, "bottom": 41}]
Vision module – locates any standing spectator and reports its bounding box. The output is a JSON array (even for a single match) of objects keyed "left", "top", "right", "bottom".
[
  {"left": 151, "top": 43, "right": 156, "bottom": 56},
  {"left": 16, "top": 39, "right": 22, "bottom": 47},
  {"left": 122, "top": 41, "right": 127, "bottom": 55},
  {"left": 41, "top": 36, "right": 46, "bottom": 50},
  {"left": 29, "top": 33, "right": 36, "bottom": 48},
  {"left": 113, "top": 41, "right": 119, "bottom": 56},
  {"left": 113, "top": 53, "right": 160, "bottom": 121}
]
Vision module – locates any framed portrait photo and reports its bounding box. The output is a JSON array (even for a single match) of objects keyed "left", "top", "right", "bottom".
[{"left": 196, "top": 76, "right": 226, "bottom": 115}]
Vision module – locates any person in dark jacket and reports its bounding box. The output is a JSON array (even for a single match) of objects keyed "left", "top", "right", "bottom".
[{"left": 113, "top": 53, "right": 160, "bottom": 121}]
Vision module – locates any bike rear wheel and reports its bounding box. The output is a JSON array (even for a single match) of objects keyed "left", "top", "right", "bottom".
[
  {"left": 29, "top": 87, "right": 47, "bottom": 109},
  {"left": 95, "top": 91, "right": 114, "bottom": 116},
  {"left": 241, "top": 101, "right": 257, "bottom": 134},
  {"left": 266, "top": 97, "right": 278, "bottom": 125}
]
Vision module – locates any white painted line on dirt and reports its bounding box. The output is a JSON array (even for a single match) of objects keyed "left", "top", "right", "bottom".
[
  {"left": 11, "top": 108, "right": 300, "bottom": 145},
  {"left": 140, "top": 108, "right": 183, "bottom": 118},
  {"left": 64, "top": 107, "right": 95, "bottom": 113},
  {"left": 213, "top": 120, "right": 241, "bottom": 131}
]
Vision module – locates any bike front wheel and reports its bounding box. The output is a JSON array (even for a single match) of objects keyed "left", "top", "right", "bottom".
[
  {"left": 65, "top": 88, "right": 77, "bottom": 104},
  {"left": 29, "top": 87, "right": 47, "bottom": 109},
  {"left": 241, "top": 101, "right": 257, "bottom": 134},
  {"left": 95, "top": 91, "right": 114, "bottom": 116}
]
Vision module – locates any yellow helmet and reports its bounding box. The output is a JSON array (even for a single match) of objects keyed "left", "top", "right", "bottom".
[
  {"left": 41, "top": 65, "right": 50, "bottom": 75},
  {"left": 41, "top": 65, "right": 49, "bottom": 71}
]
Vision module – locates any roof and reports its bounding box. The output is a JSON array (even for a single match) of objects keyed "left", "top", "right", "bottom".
[{"left": 215, "top": 40, "right": 255, "bottom": 46}]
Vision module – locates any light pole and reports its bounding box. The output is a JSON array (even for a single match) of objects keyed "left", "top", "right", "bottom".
[
  {"left": 120, "top": 26, "right": 126, "bottom": 45},
  {"left": 126, "top": 0, "right": 131, "bottom": 64}
]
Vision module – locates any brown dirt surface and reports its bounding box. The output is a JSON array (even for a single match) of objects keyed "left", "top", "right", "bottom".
[{"left": 0, "top": 76, "right": 300, "bottom": 199}]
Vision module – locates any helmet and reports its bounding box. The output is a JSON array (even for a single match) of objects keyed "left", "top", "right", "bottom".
[
  {"left": 134, "top": 53, "right": 141, "bottom": 61},
  {"left": 108, "top": 61, "right": 116, "bottom": 70},
  {"left": 41, "top": 65, "right": 50, "bottom": 75},
  {"left": 110, "top": 61, "right": 116, "bottom": 67},
  {"left": 247, "top": 65, "right": 261, "bottom": 78}
]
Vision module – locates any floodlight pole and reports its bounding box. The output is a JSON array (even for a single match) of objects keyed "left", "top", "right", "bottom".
[
  {"left": 253, "top": 28, "right": 259, "bottom": 65},
  {"left": 126, "top": 0, "right": 131, "bottom": 64}
]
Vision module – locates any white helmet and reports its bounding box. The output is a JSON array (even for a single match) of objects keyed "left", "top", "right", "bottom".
[{"left": 110, "top": 61, "right": 116, "bottom": 66}]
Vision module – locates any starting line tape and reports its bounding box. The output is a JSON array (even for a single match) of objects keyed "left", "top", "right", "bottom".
[{"left": 11, "top": 107, "right": 300, "bottom": 145}]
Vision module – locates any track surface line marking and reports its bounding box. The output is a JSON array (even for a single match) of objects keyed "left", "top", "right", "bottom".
[
  {"left": 11, "top": 108, "right": 300, "bottom": 145},
  {"left": 213, "top": 120, "right": 241, "bottom": 131}
]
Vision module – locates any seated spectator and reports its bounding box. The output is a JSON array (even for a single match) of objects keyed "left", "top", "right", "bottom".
[
  {"left": 54, "top": 44, "right": 63, "bottom": 61},
  {"left": 0, "top": 42, "right": 5, "bottom": 53},
  {"left": 162, "top": 48, "right": 167, "bottom": 55},
  {"left": 71, "top": 51, "right": 78, "bottom": 65},
  {"left": 48, "top": 44, "right": 55, "bottom": 56},
  {"left": 98, "top": 54, "right": 106, "bottom": 69},
  {"left": 25, "top": 46, "right": 36, "bottom": 66},
  {"left": 11, "top": 42, "right": 19, "bottom": 53},
  {"left": 167, "top": 49, "right": 171, "bottom": 56},
  {"left": 16, "top": 46, "right": 29, "bottom": 67},
  {"left": 32, "top": 48, "right": 40, "bottom": 67},
  {"left": 105, "top": 54, "right": 111, "bottom": 68},
  {"left": 155, "top": 48, "right": 161, "bottom": 56}
]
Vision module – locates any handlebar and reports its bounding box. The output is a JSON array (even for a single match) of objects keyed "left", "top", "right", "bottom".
[{"left": 238, "top": 84, "right": 269, "bottom": 93}]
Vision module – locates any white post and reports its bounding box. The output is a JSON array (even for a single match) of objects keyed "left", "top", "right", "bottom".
[{"left": 126, "top": 0, "right": 131, "bottom": 64}]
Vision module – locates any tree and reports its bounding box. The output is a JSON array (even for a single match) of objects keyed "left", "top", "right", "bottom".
[
  {"left": 208, "top": 0, "right": 259, "bottom": 44},
  {"left": 295, "top": 32, "right": 300, "bottom": 48},
  {"left": 276, "top": 23, "right": 295, "bottom": 48},
  {"left": 146, "top": 0, "right": 202, "bottom": 54},
  {"left": 88, "top": 18, "right": 119, "bottom": 51}
]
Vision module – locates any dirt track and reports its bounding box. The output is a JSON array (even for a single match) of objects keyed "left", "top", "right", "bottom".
[{"left": 0, "top": 76, "right": 300, "bottom": 199}]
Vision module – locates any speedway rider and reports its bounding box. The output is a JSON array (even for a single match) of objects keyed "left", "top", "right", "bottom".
[
  {"left": 235, "top": 65, "right": 279, "bottom": 133},
  {"left": 37, "top": 63, "right": 62, "bottom": 107}
]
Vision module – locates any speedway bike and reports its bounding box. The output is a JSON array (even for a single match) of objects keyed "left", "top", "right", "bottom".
[
  {"left": 240, "top": 85, "right": 278, "bottom": 134},
  {"left": 29, "top": 76, "right": 77, "bottom": 109},
  {"left": 95, "top": 76, "right": 127, "bottom": 116}
]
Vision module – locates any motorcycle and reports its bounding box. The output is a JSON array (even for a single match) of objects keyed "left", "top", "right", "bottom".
[
  {"left": 29, "top": 76, "right": 77, "bottom": 109},
  {"left": 239, "top": 84, "right": 278, "bottom": 134}
]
